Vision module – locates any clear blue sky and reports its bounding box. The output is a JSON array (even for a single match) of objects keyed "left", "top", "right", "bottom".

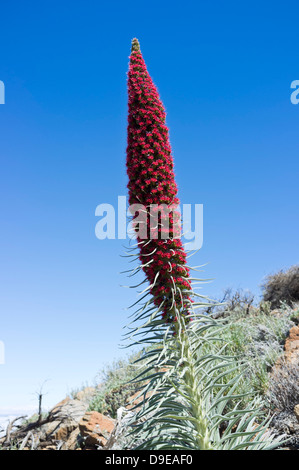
[{"left": 0, "top": 1, "right": 298, "bottom": 413}]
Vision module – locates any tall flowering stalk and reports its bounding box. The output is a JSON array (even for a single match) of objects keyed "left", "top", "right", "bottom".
[
  {"left": 123, "top": 39, "right": 284, "bottom": 450},
  {"left": 126, "top": 38, "right": 192, "bottom": 324}
]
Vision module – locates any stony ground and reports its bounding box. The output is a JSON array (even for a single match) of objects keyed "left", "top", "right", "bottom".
[{"left": 1, "top": 307, "right": 298, "bottom": 450}]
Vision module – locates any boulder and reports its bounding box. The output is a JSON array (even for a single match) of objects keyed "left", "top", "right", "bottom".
[
  {"left": 40, "top": 398, "right": 88, "bottom": 442},
  {"left": 79, "top": 411, "right": 115, "bottom": 448},
  {"left": 50, "top": 398, "right": 88, "bottom": 423},
  {"left": 284, "top": 326, "right": 299, "bottom": 363},
  {"left": 62, "top": 428, "right": 80, "bottom": 450},
  {"left": 126, "top": 388, "right": 153, "bottom": 411},
  {"left": 74, "top": 387, "right": 97, "bottom": 403},
  {"left": 51, "top": 397, "right": 70, "bottom": 413}
]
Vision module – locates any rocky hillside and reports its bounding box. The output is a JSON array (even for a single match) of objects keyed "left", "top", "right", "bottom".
[
  {"left": 0, "top": 387, "right": 139, "bottom": 450},
  {"left": 1, "top": 300, "right": 298, "bottom": 450}
]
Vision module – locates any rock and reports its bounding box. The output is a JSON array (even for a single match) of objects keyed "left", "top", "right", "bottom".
[
  {"left": 51, "top": 397, "right": 70, "bottom": 413},
  {"left": 284, "top": 326, "right": 299, "bottom": 363},
  {"left": 40, "top": 398, "right": 88, "bottom": 443},
  {"left": 126, "top": 388, "right": 153, "bottom": 411},
  {"left": 75, "top": 387, "right": 96, "bottom": 403},
  {"left": 51, "top": 398, "right": 88, "bottom": 423},
  {"left": 62, "top": 428, "right": 80, "bottom": 450},
  {"left": 295, "top": 405, "right": 299, "bottom": 424},
  {"left": 126, "top": 390, "right": 144, "bottom": 411},
  {"left": 53, "top": 422, "right": 77, "bottom": 441},
  {"left": 79, "top": 411, "right": 115, "bottom": 448}
]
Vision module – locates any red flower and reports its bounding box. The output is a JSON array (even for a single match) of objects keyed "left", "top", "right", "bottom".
[{"left": 126, "top": 38, "right": 192, "bottom": 323}]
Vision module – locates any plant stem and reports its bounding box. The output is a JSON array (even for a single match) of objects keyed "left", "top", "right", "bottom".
[{"left": 176, "top": 320, "right": 213, "bottom": 450}]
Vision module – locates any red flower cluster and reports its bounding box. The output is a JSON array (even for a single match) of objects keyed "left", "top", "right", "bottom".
[{"left": 126, "top": 39, "right": 192, "bottom": 322}]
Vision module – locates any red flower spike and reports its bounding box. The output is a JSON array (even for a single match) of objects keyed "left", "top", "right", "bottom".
[{"left": 126, "top": 38, "right": 192, "bottom": 323}]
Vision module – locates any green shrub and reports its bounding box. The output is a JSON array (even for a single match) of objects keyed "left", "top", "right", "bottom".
[
  {"left": 210, "top": 306, "right": 295, "bottom": 396},
  {"left": 261, "top": 265, "right": 299, "bottom": 309}
]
